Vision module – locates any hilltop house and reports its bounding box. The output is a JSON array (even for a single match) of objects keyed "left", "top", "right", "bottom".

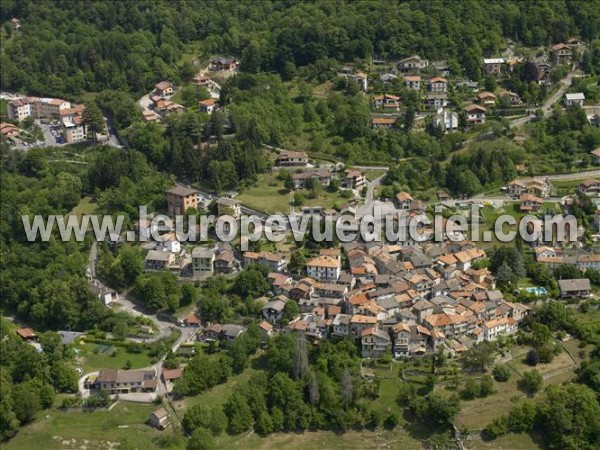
[
  {"left": 565, "top": 93, "right": 585, "bottom": 107},
  {"left": 360, "top": 328, "right": 391, "bottom": 357},
  {"left": 96, "top": 368, "right": 157, "bottom": 394},
  {"left": 558, "top": 279, "right": 591, "bottom": 299},
  {"left": 428, "top": 77, "right": 448, "bottom": 93},
  {"left": 217, "top": 197, "right": 241, "bottom": 218},
  {"left": 149, "top": 408, "right": 169, "bottom": 430},
  {"left": 483, "top": 58, "right": 505, "bottom": 76},
  {"left": 519, "top": 194, "right": 544, "bottom": 213},
  {"left": 578, "top": 179, "right": 600, "bottom": 195},
  {"left": 154, "top": 81, "right": 173, "bottom": 97},
  {"left": 371, "top": 117, "right": 397, "bottom": 129},
  {"left": 552, "top": 43, "right": 573, "bottom": 65},
  {"left": 404, "top": 75, "right": 421, "bottom": 91},
  {"left": 145, "top": 250, "right": 173, "bottom": 271},
  {"left": 198, "top": 98, "right": 216, "bottom": 114},
  {"left": 192, "top": 246, "right": 216, "bottom": 278},
  {"left": 276, "top": 150, "right": 308, "bottom": 167},
  {"left": 212, "top": 58, "right": 238, "bottom": 71},
  {"left": 344, "top": 170, "right": 366, "bottom": 189},
  {"left": 397, "top": 55, "right": 429, "bottom": 73},
  {"left": 464, "top": 104, "right": 486, "bottom": 125},
  {"left": 166, "top": 185, "right": 199, "bottom": 215}
]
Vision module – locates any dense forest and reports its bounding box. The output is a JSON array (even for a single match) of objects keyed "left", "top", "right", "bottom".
[{"left": 1, "top": 0, "right": 599, "bottom": 98}]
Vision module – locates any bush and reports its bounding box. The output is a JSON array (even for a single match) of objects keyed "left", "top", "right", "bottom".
[
  {"left": 492, "top": 365, "right": 511, "bottom": 382},
  {"left": 484, "top": 416, "right": 509, "bottom": 440},
  {"left": 519, "top": 370, "right": 543, "bottom": 395},
  {"left": 526, "top": 349, "right": 539, "bottom": 366},
  {"left": 479, "top": 375, "right": 494, "bottom": 397},
  {"left": 383, "top": 412, "right": 399, "bottom": 429}
]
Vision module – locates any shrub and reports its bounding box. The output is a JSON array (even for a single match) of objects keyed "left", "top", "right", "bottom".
[{"left": 492, "top": 364, "right": 511, "bottom": 382}]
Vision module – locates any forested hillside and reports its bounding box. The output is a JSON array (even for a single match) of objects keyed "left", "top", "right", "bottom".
[{"left": 1, "top": 0, "right": 598, "bottom": 98}]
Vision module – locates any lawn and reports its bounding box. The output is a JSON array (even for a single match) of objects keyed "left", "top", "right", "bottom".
[
  {"left": 68, "top": 196, "right": 98, "bottom": 218},
  {"left": 237, "top": 172, "right": 352, "bottom": 214},
  {"left": 74, "top": 342, "right": 154, "bottom": 373},
  {"left": 467, "top": 430, "right": 545, "bottom": 450},
  {"left": 363, "top": 169, "right": 387, "bottom": 180},
  {"left": 4, "top": 402, "right": 166, "bottom": 450}
]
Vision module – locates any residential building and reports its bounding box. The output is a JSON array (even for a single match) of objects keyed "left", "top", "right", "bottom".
[
  {"left": 217, "top": 197, "right": 241, "bottom": 218},
  {"left": 482, "top": 317, "right": 517, "bottom": 341},
  {"left": 373, "top": 94, "right": 400, "bottom": 111},
  {"left": 397, "top": 55, "right": 429, "bottom": 73},
  {"left": 591, "top": 148, "right": 600, "bottom": 165},
  {"left": 483, "top": 58, "right": 505, "bottom": 76},
  {"left": 551, "top": 43, "right": 573, "bottom": 65},
  {"left": 427, "top": 77, "right": 448, "bottom": 93},
  {"left": 344, "top": 170, "right": 366, "bottom": 189},
  {"left": 360, "top": 328, "right": 391, "bottom": 357},
  {"left": 244, "top": 251, "right": 288, "bottom": 272},
  {"left": 565, "top": 93, "right": 585, "bottom": 107},
  {"left": 404, "top": 75, "right": 421, "bottom": 91},
  {"left": 62, "top": 116, "right": 86, "bottom": 143},
  {"left": 276, "top": 150, "right": 308, "bottom": 167},
  {"left": 558, "top": 278, "right": 591, "bottom": 299},
  {"left": 395, "top": 191, "right": 413, "bottom": 210},
  {"left": 166, "top": 185, "right": 199, "bottom": 215},
  {"left": 435, "top": 108, "right": 459, "bottom": 133},
  {"left": 262, "top": 297, "right": 288, "bottom": 322},
  {"left": 464, "top": 104, "right": 486, "bottom": 125},
  {"left": 155, "top": 81, "right": 173, "bottom": 97},
  {"left": 214, "top": 243, "right": 238, "bottom": 274},
  {"left": 212, "top": 58, "right": 238, "bottom": 71},
  {"left": 371, "top": 117, "right": 397, "bottom": 129},
  {"left": 578, "top": 179, "right": 600, "bottom": 195},
  {"left": 8, "top": 96, "right": 72, "bottom": 121},
  {"left": 15, "top": 328, "right": 38, "bottom": 342},
  {"left": 149, "top": 408, "right": 169, "bottom": 430},
  {"left": 145, "top": 250, "right": 173, "bottom": 270},
  {"left": 192, "top": 246, "right": 215, "bottom": 277},
  {"left": 477, "top": 91, "right": 497, "bottom": 108},
  {"left": 306, "top": 255, "right": 341, "bottom": 281},
  {"left": 291, "top": 170, "right": 334, "bottom": 189},
  {"left": 425, "top": 93, "right": 448, "bottom": 108},
  {"left": 198, "top": 98, "right": 216, "bottom": 114},
  {"left": 259, "top": 321, "right": 274, "bottom": 339},
  {"left": 96, "top": 368, "right": 157, "bottom": 394},
  {"left": 519, "top": 193, "right": 544, "bottom": 213}
]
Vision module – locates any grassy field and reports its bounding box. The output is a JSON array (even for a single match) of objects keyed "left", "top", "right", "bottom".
[
  {"left": 4, "top": 402, "right": 166, "bottom": 450},
  {"left": 455, "top": 341, "right": 580, "bottom": 431},
  {"left": 74, "top": 342, "right": 154, "bottom": 373},
  {"left": 173, "top": 358, "right": 420, "bottom": 450},
  {"left": 467, "top": 431, "right": 546, "bottom": 450},
  {"left": 363, "top": 169, "right": 387, "bottom": 180},
  {"left": 237, "top": 172, "right": 351, "bottom": 214},
  {"left": 68, "top": 196, "right": 99, "bottom": 218}
]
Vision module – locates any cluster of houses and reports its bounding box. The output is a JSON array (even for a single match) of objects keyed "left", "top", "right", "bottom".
[
  {"left": 6, "top": 96, "right": 88, "bottom": 143},
  {"left": 507, "top": 178, "right": 552, "bottom": 212},
  {"left": 367, "top": 37, "right": 586, "bottom": 132},
  {"left": 250, "top": 239, "right": 535, "bottom": 358},
  {"left": 274, "top": 150, "right": 367, "bottom": 191},
  {"left": 535, "top": 246, "right": 600, "bottom": 275}
]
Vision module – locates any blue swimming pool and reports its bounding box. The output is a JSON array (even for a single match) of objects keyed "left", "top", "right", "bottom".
[{"left": 525, "top": 286, "right": 548, "bottom": 296}]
